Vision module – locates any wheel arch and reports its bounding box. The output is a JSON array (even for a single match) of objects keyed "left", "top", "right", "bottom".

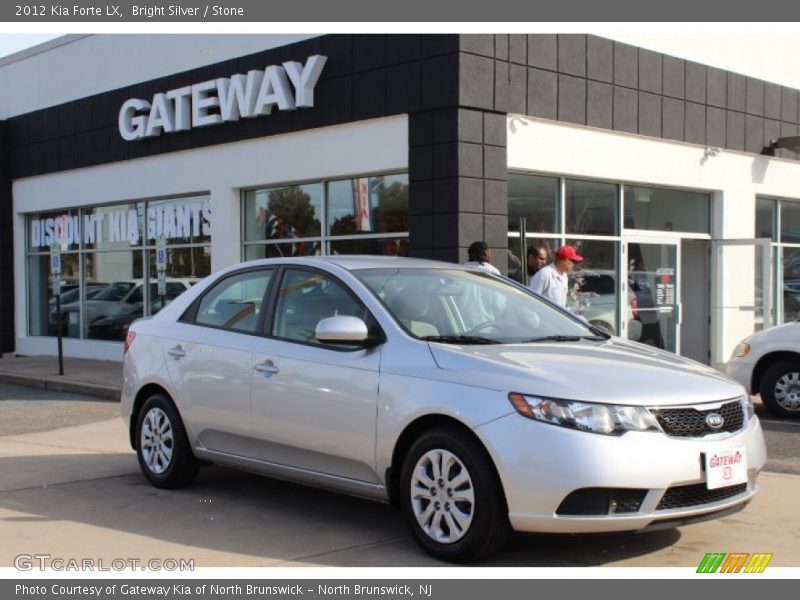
[
  {"left": 384, "top": 414, "right": 508, "bottom": 510},
  {"left": 129, "top": 383, "right": 175, "bottom": 449},
  {"left": 752, "top": 351, "right": 800, "bottom": 394}
]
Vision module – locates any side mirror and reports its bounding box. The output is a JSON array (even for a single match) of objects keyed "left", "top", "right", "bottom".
[{"left": 315, "top": 316, "right": 369, "bottom": 344}]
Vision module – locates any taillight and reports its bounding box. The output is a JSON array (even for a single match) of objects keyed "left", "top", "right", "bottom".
[
  {"left": 630, "top": 297, "right": 639, "bottom": 320},
  {"left": 124, "top": 331, "right": 137, "bottom": 355}
]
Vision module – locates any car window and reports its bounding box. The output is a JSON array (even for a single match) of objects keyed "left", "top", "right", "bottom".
[
  {"left": 195, "top": 270, "right": 273, "bottom": 333},
  {"left": 92, "top": 281, "right": 135, "bottom": 301},
  {"left": 272, "top": 269, "right": 367, "bottom": 345}
]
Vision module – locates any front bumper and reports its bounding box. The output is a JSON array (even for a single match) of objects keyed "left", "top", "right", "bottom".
[
  {"left": 726, "top": 359, "right": 755, "bottom": 394},
  {"left": 477, "top": 412, "right": 766, "bottom": 534}
]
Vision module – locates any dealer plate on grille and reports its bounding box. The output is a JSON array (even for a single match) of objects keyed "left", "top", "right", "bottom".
[{"left": 705, "top": 447, "right": 747, "bottom": 490}]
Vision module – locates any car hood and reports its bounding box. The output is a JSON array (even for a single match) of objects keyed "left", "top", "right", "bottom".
[
  {"left": 428, "top": 338, "right": 742, "bottom": 406},
  {"left": 750, "top": 321, "right": 799, "bottom": 344}
]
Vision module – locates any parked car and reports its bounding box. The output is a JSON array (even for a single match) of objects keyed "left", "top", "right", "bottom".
[
  {"left": 47, "top": 283, "right": 108, "bottom": 335},
  {"left": 60, "top": 279, "right": 196, "bottom": 329},
  {"left": 122, "top": 256, "right": 766, "bottom": 562},
  {"left": 727, "top": 322, "right": 800, "bottom": 418},
  {"left": 88, "top": 297, "right": 169, "bottom": 341}
]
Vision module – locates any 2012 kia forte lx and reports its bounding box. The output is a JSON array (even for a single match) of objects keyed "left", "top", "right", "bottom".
[{"left": 121, "top": 256, "right": 766, "bottom": 562}]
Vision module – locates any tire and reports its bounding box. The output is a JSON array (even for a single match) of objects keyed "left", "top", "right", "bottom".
[
  {"left": 759, "top": 360, "right": 800, "bottom": 418},
  {"left": 400, "top": 425, "right": 511, "bottom": 563},
  {"left": 135, "top": 393, "right": 199, "bottom": 488}
]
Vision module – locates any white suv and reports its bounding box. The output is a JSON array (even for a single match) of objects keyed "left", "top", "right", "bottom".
[{"left": 727, "top": 322, "right": 800, "bottom": 418}]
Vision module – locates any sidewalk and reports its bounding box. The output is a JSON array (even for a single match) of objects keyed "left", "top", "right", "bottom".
[{"left": 0, "top": 355, "right": 121, "bottom": 401}]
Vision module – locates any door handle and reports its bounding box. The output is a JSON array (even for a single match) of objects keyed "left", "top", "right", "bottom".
[
  {"left": 254, "top": 359, "right": 280, "bottom": 376},
  {"left": 167, "top": 344, "right": 186, "bottom": 359}
]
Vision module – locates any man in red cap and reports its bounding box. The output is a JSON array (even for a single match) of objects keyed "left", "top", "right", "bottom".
[{"left": 529, "top": 244, "right": 583, "bottom": 307}]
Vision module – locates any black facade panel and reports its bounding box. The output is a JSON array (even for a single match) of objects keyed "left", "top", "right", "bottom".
[
  {"left": 638, "top": 49, "right": 662, "bottom": 94},
  {"left": 781, "top": 86, "right": 799, "bottom": 124},
  {"left": 321, "top": 34, "right": 354, "bottom": 76},
  {"left": 483, "top": 145, "right": 507, "bottom": 180},
  {"left": 779, "top": 121, "right": 799, "bottom": 159},
  {"left": 42, "top": 139, "right": 59, "bottom": 173},
  {"left": 662, "top": 98, "right": 685, "bottom": 142},
  {"left": 613, "top": 42, "right": 638, "bottom": 89},
  {"left": 558, "top": 35, "right": 586, "bottom": 78},
  {"left": 686, "top": 62, "right": 707, "bottom": 104},
  {"left": 613, "top": 86, "right": 638, "bottom": 134},
  {"left": 433, "top": 178, "right": 460, "bottom": 213},
  {"left": 421, "top": 34, "right": 459, "bottom": 57},
  {"left": 433, "top": 213, "right": 459, "bottom": 248},
  {"left": 558, "top": 74, "right": 586, "bottom": 125},
  {"left": 387, "top": 62, "right": 422, "bottom": 114},
  {"left": 494, "top": 61, "right": 510, "bottom": 113},
  {"left": 460, "top": 110, "right": 485, "bottom": 144},
  {"left": 409, "top": 145, "right": 434, "bottom": 181},
  {"left": 484, "top": 179, "right": 508, "bottom": 215},
  {"left": 433, "top": 142, "right": 459, "bottom": 178},
  {"left": 746, "top": 77, "right": 765, "bottom": 116},
  {"left": 408, "top": 214, "right": 434, "bottom": 248},
  {"left": 421, "top": 53, "right": 459, "bottom": 110},
  {"left": 408, "top": 178, "right": 433, "bottom": 211},
  {"left": 726, "top": 110, "right": 746, "bottom": 151},
  {"left": 745, "top": 114, "right": 765, "bottom": 154},
  {"left": 527, "top": 34, "right": 557, "bottom": 71},
  {"left": 706, "top": 67, "right": 728, "bottom": 109},
  {"left": 458, "top": 177, "right": 484, "bottom": 213},
  {"left": 0, "top": 120, "right": 13, "bottom": 353},
  {"left": 587, "top": 81, "right": 613, "bottom": 129},
  {"left": 459, "top": 53, "right": 495, "bottom": 110},
  {"left": 587, "top": 36, "right": 613, "bottom": 84},
  {"left": 706, "top": 107, "right": 726, "bottom": 148},
  {"left": 728, "top": 72, "right": 747, "bottom": 112},
  {"left": 663, "top": 55, "right": 685, "bottom": 99},
  {"left": 386, "top": 34, "right": 421, "bottom": 66},
  {"left": 319, "top": 75, "right": 353, "bottom": 127},
  {"left": 685, "top": 102, "right": 706, "bottom": 145},
  {"left": 352, "top": 69, "right": 387, "bottom": 121},
  {"left": 457, "top": 212, "right": 484, "bottom": 249},
  {"left": 639, "top": 92, "right": 662, "bottom": 138},
  {"left": 353, "top": 35, "right": 387, "bottom": 73},
  {"left": 764, "top": 82, "right": 781, "bottom": 121},
  {"left": 528, "top": 68, "right": 558, "bottom": 120},
  {"left": 459, "top": 142, "right": 484, "bottom": 179},
  {"left": 409, "top": 110, "right": 433, "bottom": 147}
]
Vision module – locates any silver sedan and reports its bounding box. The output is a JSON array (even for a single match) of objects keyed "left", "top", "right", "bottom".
[{"left": 121, "top": 256, "right": 766, "bottom": 562}]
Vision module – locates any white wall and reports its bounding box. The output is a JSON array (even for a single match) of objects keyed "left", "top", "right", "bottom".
[
  {"left": 13, "top": 115, "right": 408, "bottom": 360},
  {"left": 507, "top": 116, "right": 800, "bottom": 366},
  {"left": 0, "top": 34, "right": 319, "bottom": 118}
]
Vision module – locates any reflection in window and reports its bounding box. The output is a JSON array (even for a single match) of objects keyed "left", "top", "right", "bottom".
[
  {"left": 780, "top": 200, "right": 800, "bottom": 243},
  {"left": 623, "top": 186, "right": 710, "bottom": 234},
  {"left": 328, "top": 174, "right": 409, "bottom": 236},
  {"left": 508, "top": 174, "right": 559, "bottom": 234},
  {"left": 566, "top": 179, "right": 617, "bottom": 236},
  {"left": 756, "top": 197, "right": 776, "bottom": 241},
  {"left": 330, "top": 237, "right": 408, "bottom": 256},
  {"left": 196, "top": 270, "right": 272, "bottom": 333},
  {"left": 564, "top": 239, "right": 619, "bottom": 337},
  {"left": 243, "top": 184, "right": 323, "bottom": 242}
]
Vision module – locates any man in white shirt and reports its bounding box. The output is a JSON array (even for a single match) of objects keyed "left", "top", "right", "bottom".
[
  {"left": 529, "top": 245, "right": 583, "bottom": 307},
  {"left": 463, "top": 241, "right": 501, "bottom": 276}
]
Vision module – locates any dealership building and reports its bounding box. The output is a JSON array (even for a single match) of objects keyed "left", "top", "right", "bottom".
[{"left": 1, "top": 33, "right": 798, "bottom": 368}]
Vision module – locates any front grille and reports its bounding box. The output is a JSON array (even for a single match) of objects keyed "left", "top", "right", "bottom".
[
  {"left": 656, "top": 483, "right": 747, "bottom": 511},
  {"left": 651, "top": 400, "right": 744, "bottom": 437}
]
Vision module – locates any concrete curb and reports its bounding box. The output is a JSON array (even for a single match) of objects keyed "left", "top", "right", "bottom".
[{"left": 0, "top": 373, "right": 120, "bottom": 401}]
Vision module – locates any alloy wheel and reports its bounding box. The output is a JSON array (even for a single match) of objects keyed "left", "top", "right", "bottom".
[
  {"left": 140, "top": 407, "right": 174, "bottom": 474},
  {"left": 774, "top": 371, "right": 800, "bottom": 411}
]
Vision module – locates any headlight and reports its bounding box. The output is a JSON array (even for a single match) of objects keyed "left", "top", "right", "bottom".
[
  {"left": 741, "top": 393, "right": 755, "bottom": 422},
  {"left": 508, "top": 393, "right": 661, "bottom": 436},
  {"left": 732, "top": 342, "right": 751, "bottom": 359}
]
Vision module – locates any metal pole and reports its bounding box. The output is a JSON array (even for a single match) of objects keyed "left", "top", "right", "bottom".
[{"left": 56, "top": 289, "right": 64, "bottom": 376}]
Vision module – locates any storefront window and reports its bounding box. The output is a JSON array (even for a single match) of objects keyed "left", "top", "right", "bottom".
[
  {"left": 780, "top": 201, "right": 800, "bottom": 244},
  {"left": 782, "top": 246, "right": 800, "bottom": 322},
  {"left": 508, "top": 174, "right": 559, "bottom": 234},
  {"left": 243, "top": 184, "right": 323, "bottom": 243},
  {"left": 565, "top": 239, "right": 619, "bottom": 337},
  {"left": 623, "top": 186, "right": 710, "bottom": 234},
  {"left": 242, "top": 173, "right": 408, "bottom": 260},
  {"left": 26, "top": 195, "right": 211, "bottom": 342},
  {"left": 565, "top": 179, "right": 618, "bottom": 236},
  {"left": 756, "top": 197, "right": 776, "bottom": 241}
]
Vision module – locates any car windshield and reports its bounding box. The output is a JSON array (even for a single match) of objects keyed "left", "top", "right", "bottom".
[
  {"left": 91, "top": 281, "right": 136, "bottom": 301},
  {"left": 356, "top": 268, "right": 595, "bottom": 343}
]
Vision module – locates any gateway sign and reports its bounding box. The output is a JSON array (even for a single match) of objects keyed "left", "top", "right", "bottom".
[{"left": 118, "top": 55, "right": 327, "bottom": 141}]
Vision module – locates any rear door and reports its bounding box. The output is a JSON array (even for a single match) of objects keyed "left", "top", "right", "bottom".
[{"left": 163, "top": 268, "right": 274, "bottom": 455}]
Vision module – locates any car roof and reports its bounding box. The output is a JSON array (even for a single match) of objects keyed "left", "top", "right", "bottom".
[{"left": 231, "top": 255, "right": 468, "bottom": 272}]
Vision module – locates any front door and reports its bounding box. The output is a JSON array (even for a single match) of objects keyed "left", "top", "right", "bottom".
[{"left": 624, "top": 237, "right": 681, "bottom": 354}]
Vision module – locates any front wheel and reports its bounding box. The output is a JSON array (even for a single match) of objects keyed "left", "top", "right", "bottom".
[
  {"left": 400, "top": 426, "right": 510, "bottom": 562},
  {"left": 136, "top": 393, "right": 199, "bottom": 488},
  {"left": 760, "top": 360, "right": 800, "bottom": 418}
]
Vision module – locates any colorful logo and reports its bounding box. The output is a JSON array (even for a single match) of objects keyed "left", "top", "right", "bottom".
[{"left": 697, "top": 552, "right": 773, "bottom": 573}]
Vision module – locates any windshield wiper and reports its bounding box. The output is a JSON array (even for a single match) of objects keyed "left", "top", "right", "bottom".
[
  {"left": 523, "top": 335, "right": 606, "bottom": 343},
  {"left": 421, "top": 335, "right": 500, "bottom": 345}
]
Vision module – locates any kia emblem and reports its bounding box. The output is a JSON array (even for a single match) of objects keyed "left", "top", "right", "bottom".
[{"left": 705, "top": 413, "right": 725, "bottom": 429}]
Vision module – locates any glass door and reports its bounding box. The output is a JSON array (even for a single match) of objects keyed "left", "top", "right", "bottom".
[{"left": 623, "top": 237, "right": 681, "bottom": 354}]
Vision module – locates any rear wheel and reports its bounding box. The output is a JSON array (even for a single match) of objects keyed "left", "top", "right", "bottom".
[
  {"left": 400, "top": 426, "right": 510, "bottom": 562},
  {"left": 136, "top": 393, "right": 199, "bottom": 488},
  {"left": 760, "top": 361, "right": 800, "bottom": 418}
]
